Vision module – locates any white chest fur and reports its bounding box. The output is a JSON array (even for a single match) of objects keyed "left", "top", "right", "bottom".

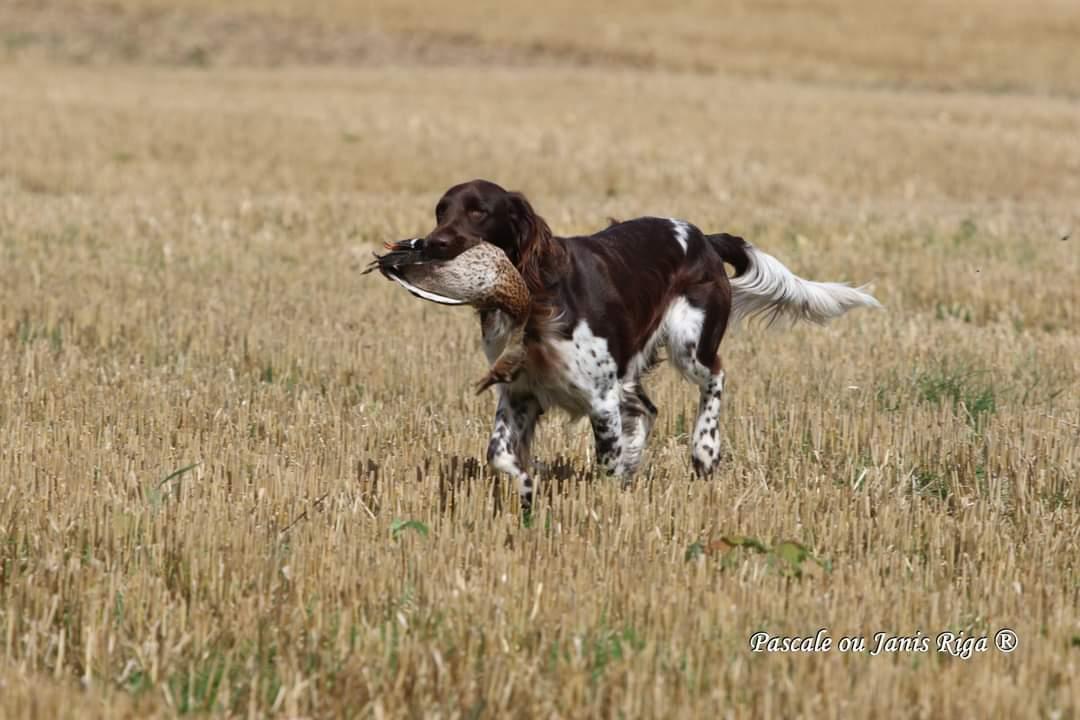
[{"left": 482, "top": 314, "right": 620, "bottom": 419}]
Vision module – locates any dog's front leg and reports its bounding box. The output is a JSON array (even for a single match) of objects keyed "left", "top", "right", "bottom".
[
  {"left": 486, "top": 389, "right": 542, "bottom": 512},
  {"left": 619, "top": 382, "right": 657, "bottom": 478},
  {"left": 589, "top": 385, "right": 626, "bottom": 477}
]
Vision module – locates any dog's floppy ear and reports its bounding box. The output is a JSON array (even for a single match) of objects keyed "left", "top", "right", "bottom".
[
  {"left": 507, "top": 191, "right": 536, "bottom": 219},
  {"left": 503, "top": 191, "right": 540, "bottom": 265},
  {"left": 504, "top": 190, "right": 556, "bottom": 296}
]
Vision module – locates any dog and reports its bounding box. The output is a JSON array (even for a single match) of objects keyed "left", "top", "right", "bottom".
[{"left": 421, "top": 179, "right": 881, "bottom": 511}]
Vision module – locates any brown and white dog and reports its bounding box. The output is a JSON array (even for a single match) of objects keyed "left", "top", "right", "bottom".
[{"left": 420, "top": 179, "right": 880, "bottom": 511}]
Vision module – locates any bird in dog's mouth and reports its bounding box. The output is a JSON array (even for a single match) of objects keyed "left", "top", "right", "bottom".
[{"left": 364, "top": 237, "right": 531, "bottom": 393}]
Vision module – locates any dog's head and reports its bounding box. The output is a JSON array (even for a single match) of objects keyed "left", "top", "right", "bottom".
[{"left": 426, "top": 179, "right": 548, "bottom": 268}]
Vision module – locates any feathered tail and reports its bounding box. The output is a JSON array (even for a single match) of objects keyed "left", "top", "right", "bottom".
[{"left": 708, "top": 233, "right": 882, "bottom": 325}]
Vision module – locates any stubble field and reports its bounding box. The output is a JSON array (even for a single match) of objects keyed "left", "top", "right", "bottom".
[{"left": 1, "top": 1, "right": 1079, "bottom": 717}]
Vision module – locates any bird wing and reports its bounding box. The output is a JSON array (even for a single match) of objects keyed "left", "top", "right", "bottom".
[{"left": 383, "top": 268, "right": 466, "bottom": 305}]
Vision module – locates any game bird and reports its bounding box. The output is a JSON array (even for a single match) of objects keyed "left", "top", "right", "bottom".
[{"left": 365, "top": 236, "right": 531, "bottom": 393}]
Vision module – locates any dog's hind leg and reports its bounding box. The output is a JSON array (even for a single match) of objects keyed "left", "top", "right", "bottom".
[
  {"left": 689, "top": 370, "right": 725, "bottom": 475},
  {"left": 487, "top": 390, "right": 543, "bottom": 511},
  {"left": 666, "top": 287, "right": 731, "bottom": 476}
]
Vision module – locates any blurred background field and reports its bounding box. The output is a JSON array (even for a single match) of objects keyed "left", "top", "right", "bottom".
[{"left": 1, "top": 1, "right": 1078, "bottom": 717}]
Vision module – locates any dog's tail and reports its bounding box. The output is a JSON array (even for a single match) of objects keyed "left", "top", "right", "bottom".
[{"left": 707, "top": 233, "right": 882, "bottom": 325}]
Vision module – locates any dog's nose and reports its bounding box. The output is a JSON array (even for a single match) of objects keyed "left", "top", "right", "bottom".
[{"left": 425, "top": 234, "right": 452, "bottom": 257}]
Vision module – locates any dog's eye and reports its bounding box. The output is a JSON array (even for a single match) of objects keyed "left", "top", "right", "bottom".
[{"left": 468, "top": 209, "right": 487, "bottom": 220}]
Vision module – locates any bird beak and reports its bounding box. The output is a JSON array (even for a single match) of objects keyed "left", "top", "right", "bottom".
[{"left": 384, "top": 237, "right": 423, "bottom": 251}]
